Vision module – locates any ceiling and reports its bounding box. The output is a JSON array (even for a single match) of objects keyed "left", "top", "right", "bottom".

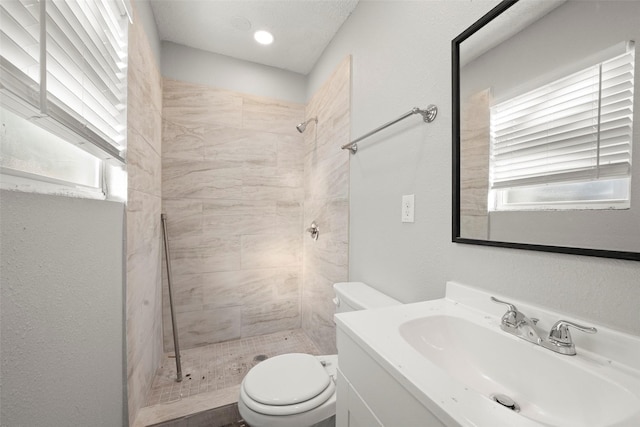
[{"left": 148, "top": 0, "right": 360, "bottom": 75}]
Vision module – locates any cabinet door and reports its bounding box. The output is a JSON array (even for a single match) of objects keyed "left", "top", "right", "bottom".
[
  {"left": 336, "top": 368, "right": 383, "bottom": 427},
  {"left": 347, "top": 386, "right": 383, "bottom": 427}
]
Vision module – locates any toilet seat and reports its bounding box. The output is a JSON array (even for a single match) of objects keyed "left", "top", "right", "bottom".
[{"left": 240, "top": 353, "right": 335, "bottom": 416}]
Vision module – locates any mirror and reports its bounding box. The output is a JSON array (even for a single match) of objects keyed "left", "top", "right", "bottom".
[{"left": 452, "top": 0, "right": 640, "bottom": 261}]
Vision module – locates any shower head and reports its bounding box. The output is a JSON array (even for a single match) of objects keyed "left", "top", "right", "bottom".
[{"left": 296, "top": 117, "right": 318, "bottom": 133}]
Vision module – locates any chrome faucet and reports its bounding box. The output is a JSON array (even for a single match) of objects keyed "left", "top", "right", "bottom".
[{"left": 491, "top": 297, "right": 597, "bottom": 356}]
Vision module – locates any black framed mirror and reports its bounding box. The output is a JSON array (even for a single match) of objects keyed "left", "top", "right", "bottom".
[{"left": 452, "top": 0, "right": 640, "bottom": 261}]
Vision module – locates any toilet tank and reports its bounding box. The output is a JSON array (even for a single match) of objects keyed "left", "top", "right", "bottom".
[{"left": 333, "top": 282, "right": 401, "bottom": 314}]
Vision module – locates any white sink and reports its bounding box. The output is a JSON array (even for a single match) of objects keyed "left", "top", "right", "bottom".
[
  {"left": 399, "top": 314, "right": 640, "bottom": 427},
  {"left": 335, "top": 281, "right": 640, "bottom": 427}
]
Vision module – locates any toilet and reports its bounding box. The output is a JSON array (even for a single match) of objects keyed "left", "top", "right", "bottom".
[{"left": 238, "top": 282, "right": 401, "bottom": 427}]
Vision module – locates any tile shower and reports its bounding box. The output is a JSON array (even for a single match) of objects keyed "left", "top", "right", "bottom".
[{"left": 134, "top": 56, "right": 351, "bottom": 423}]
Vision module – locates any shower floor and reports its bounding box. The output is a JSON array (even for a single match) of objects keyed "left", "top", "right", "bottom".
[{"left": 137, "top": 329, "right": 321, "bottom": 426}]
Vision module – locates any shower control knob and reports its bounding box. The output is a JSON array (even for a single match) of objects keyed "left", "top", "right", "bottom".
[{"left": 307, "top": 221, "right": 319, "bottom": 241}]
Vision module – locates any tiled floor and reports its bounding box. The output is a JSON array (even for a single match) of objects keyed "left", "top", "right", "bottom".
[{"left": 147, "top": 329, "right": 321, "bottom": 407}]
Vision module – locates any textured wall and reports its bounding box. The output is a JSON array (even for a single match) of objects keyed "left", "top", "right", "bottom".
[
  {"left": 0, "top": 191, "right": 124, "bottom": 426},
  {"left": 309, "top": 1, "right": 640, "bottom": 336},
  {"left": 161, "top": 41, "right": 307, "bottom": 104},
  {"left": 126, "top": 2, "right": 164, "bottom": 424},
  {"left": 301, "top": 56, "right": 351, "bottom": 354},
  {"left": 161, "top": 78, "right": 306, "bottom": 350}
]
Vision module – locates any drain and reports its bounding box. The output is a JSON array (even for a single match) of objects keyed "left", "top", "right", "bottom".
[
  {"left": 491, "top": 393, "right": 520, "bottom": 412},
  {"left": 253, "top": 354, "right": 268, "bottom": 362}
]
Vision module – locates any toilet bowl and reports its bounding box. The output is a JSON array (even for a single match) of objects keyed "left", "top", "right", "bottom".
[
  {"left": 238, "top": 353, "right": 338, "bottom": 427},
  {"left": 238, "top": 282, "right": 401, "bottom": 427}
]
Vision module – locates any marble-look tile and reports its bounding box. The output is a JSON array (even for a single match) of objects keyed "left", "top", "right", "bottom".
[
  {"left": 161, "top": 272, "right": 203, "bottom": 314},
  {"left": 167, "top": 235, "right": 241, "bottom": 276},
  {"left": 163, "top": 79, "right": 243, "bottom": 128},
  {"left": 275, "top": 201, "right": 303, "bottom": 235},
  {"left": 133, "top": 386, "right": 241, "bottom": 427},
  {"left": 241, "top": 299, "right": 301, "bottom": 337},
  {"left": 277, "top": 133, "right": 305, "bottom": 171},
  {"left": 161, "top": 199, "right": 204, "bottom": 241},
  {"left": 460, "top": 88, "right": 490, "bottom": 238},
  {"left": 301, "top": 304, "right": 338, "bottom": 354},
  {"left": 202, "top": 199, "right": 277, "bottom": 217},
  {"left": 202, "top": 199, "right": 276, "bottom": 237},
  {"left": 163, "top": 305, "right": 242, "bottom": 352},
  {"left": 199, "top": 267, "right": 301, "bottom": 310},
  {"left": 162, "top": 160, "right": 243, "bottom": 200},
  {"left": 203, "top": 127, "right": 278, "bottom": 167},
  {"left": 461, "top": 215, "right": 489, "bottom": 240},
  {"left": 301, "top": 56, "right": 351, "bottom": 354},
  {"left": 127, "top": 5, "right": 164, "bottom": 425},
  {"left": 162, "top": 119, "right": 205, "bottom": 161},
  {"left": 241, "top": 95, "right": 304, "bottom": 136},
  {"left": 127, "top": 190, "right": 162, "bottom": 255},
  {"left": 129, "top": 64, "right": 163, "bottom": 156},
  {"left": 304, "top": 150, "right": 349, "bottom": 202},
  {"left": 128, "top": 128, "right": 162, "bottom": 197},
  {"left": 241, "top": 234, "right": 302, "bottom": 269},
  {"left": 202, "top": 211, "right": 276, "bottom": 237},
  {"left": 242, "top": 166, "right": 304, "bottom": 202}
]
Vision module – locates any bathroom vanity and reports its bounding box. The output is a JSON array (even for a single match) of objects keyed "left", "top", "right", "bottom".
[{"left": 334, "top": 282, "right": 640, "bottom": 426}]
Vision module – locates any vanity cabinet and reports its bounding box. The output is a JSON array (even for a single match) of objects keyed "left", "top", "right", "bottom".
[{"left": 336, "top": 328, "right": 448, "bottom": 427}]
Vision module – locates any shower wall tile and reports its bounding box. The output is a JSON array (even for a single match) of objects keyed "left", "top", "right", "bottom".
[
  {"left": 162, "top": 199, "right": 204, "bottom": 240},
  {"left": 241, "top": 298, "right": 301, "bottom": 337},
  {"left": 163, "top": 306, "right": 242, "bottom": 351},
  {"left": 275, "top": 201, "right": 304, "bottom": 235},
  {"left": 162, "top": 120, "right": 205, "bottom": 161},
  {"left": 277, "top": 135, "right": 306, "bottom": 171},
  {"left": 163, "top": 79, "right": 243, "bottom": 128},
  {"left": 302, "top": 56, "right": 351, "bottom": 354},
  {"left": 128, "top": 128, "right": 162, "bottom": 197},
  {"left": 162, "top": 160, "right": 243, "bottom": 200},
  {"left": 127, "top": 189, "right": 162, "bottom": 256},
  {"left": 305, "top": 152, "right": 349, "bottom": 202},
  {"left": 241, "top": 234, "right": 303, "bottom": 269},
  {"left": 161, "top": 273, "right": 203, "bottom": 314},
  {"left": 168, "top": 235, "right": 242, "bottom": 276},
  {"left": 202, "top": 199, "right": 277, "bottom": 237},
  {"left": 202, "top": 211, "right": 275, "bottom": 237},
  {"left": 199, "top": 267, "right": 301, "bottom": 309},
  {"left": 162, "top": 78, "right": 305, "bottom": 350},
  {"left": 204, "top": 127, "right": 278, "bottom": 167},
  {"left": 242, "top": 95, "right": 308, "bottom": 136},
  {"left": 127, "top": 3, "right": 164, "bottom": 425}
]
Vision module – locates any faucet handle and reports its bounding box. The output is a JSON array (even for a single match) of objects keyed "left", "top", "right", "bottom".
[
  {"left": 490, "top": 296, "right": 525, "bottom": 327},
  {"left": 548, "top": 320, "right": 597, "bottom": 347}
]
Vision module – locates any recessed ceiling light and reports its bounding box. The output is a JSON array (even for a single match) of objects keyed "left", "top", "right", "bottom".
[{"left": 254, "top": 30, "right": 274, "bottom": 45}]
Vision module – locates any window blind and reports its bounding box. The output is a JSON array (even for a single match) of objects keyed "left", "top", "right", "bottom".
[
  {"left": 0, "top": 0, "right": 129, "bottom": 163},
  {"left": 490, "top": 43, "right": 634, "bottom": 190}
]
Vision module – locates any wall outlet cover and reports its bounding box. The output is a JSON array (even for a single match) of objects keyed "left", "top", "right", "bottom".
[{"left": 402, "top": 194, "right": 414, "bottom": 223}]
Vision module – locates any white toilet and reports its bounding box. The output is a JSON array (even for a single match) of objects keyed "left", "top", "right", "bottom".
[{"left": 238, "top": 282, "right": 401, "bottom": 427}]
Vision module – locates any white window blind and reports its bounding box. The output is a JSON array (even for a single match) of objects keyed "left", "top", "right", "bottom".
[
  {"left": 0, "top": 0, "right": 129, "bottom": 163},
  {"left": 490, "top": 43, "right": 634, "bottom": 190}
]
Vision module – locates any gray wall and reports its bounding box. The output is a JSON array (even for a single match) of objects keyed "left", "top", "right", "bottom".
[
  {"left": 309, "top": 1, "right": 640, "bottom": 336},
  {"left": 133, "top": 0, "right": 162, "bottom": 68},
  {"left": 161, "top": 41, "right": 307, "bottom": 104},
  {"left": 0, "top": 190, "right": 125, "bottom": 426}
]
